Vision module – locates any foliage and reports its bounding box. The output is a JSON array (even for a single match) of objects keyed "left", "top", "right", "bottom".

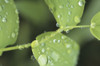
[{"left": 0, "top": 0, "right": 100, "bottom": 66}]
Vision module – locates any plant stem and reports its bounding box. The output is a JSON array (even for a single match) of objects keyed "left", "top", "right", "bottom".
[
  {"left": 0, "top": 43, "right": 31, "bottom": 52},
  {"left": 60, "top": 25, "right": 90, "bottom": 31}
]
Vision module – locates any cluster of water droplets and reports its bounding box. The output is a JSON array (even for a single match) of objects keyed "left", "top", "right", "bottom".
[
  {"left": 0, "top": 0, "right": 19, "bottom": 39},
  {"left": 55, "top": 0, "right": 85, "bottom": 28}
]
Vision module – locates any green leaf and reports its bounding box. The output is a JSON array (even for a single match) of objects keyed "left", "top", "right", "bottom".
[
  {"left": 45, "top": 0, "right": 85, "bottom": 30},
  {"left": 31, "top": 32, "right": 80, "bottom": 66},
  {"left": 90, "top": 12, "right": 100, "bottom": 40},
  {"left": 0, "top": 0, "right": 19, "bottom": 55}
]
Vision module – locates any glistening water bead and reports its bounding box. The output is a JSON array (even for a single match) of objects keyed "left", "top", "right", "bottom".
[
  {"left": 78, "top": 0, "right": 84, "bottom": 6},
  {"left": 2, "top": 17, "right": 7, "bottom": 23}
]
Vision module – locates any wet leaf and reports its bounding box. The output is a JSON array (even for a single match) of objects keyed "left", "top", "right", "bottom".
[
  {"left": 45, "top": 0, "right": 85, "bottom": 30},
  {"left": 31, "top": 32, "right": 79, "bottom": 66},
  {"left": 0, "top": 0, "right": 19, "bottom": 55}
]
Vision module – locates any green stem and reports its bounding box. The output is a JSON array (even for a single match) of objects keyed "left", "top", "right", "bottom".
[
  {"left": 0, "top": 25, "right": 90, "bottom": 52},
  {"left": 67, "top": 25, "right": 90, "bottom": 28},
  {"left": 0, "top": 43, "right": 31, "bottom": 52},
  {"left": 61, "top": 25, "right": 90, "bottom": 31}
]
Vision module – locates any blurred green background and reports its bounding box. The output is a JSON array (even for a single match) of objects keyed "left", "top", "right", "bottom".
[{"left": 0, "top": 0, "right": 100, "bottom": 66}]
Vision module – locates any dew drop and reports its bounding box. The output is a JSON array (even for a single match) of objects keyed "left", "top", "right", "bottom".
[
  {"left": 18, "top": 46, "right": 24, "bottom": 50},
  {"left": 38, "top": 54, "right": 47, "bottom": 66},
  {"left": 57, "top": 40, "right": 60, "bottom": 43},
  {"left": 5, "top": 0, "right": 9, "bottom": 3},
  {"left": 53, "top": 39, "right": 56, "bottom": 43},
  {"left": 66, "top": 30, "right": 69, "bottom": 33},
  {"left": 57, "top": 15, "right": 61, "bottom": 18},
  {"left": 31, "top": 55, "right": 36, "bottom": 61},
  {"left": 2, "top": 17, "right": 7, "bottom": 23},
  {"left": 61, "top": 36, "right": 66, "bottom": 39},
  {"left": 41, "top": 43, "right": 45, "bottom": 46},
  {"left": 42, "top": 48, "right": 45, "bottom": 53},
  {"left": 51, "top": 52, "right": 59, "bottom": 62},
  {"left": 78, "top": 0, "right": 84, "bottom": 6},
  {"left": 15, "top": 9, "right": 18, "bottom": 14},
  {"left": 74, "top": 16, "right": 81, "bottom": 23},
  {"left": 48, "top": 56, "right": 54, "bottom": 65},
  {"left": 91, "top": 23, "right": 96, "bottom": 28},
  {"left": 11, "top": 32, "right": 16, "bottom": 38},
  {"left": 71, "top": 5, "right": 74, "bottom": 8},
  {"left": 56, "top": 23, "right": 59, "bottom": 27},
  {"left": 68, "top": 11, "right": 71, "bottom": 15},
  {"left": 66, "top": 44, "right": 71, "bottom": 48},
  {"left": 59, "top": 5, "right": 63, "bottom": 8},
  {"left": 66, "top": 4, "right": 69, "bottom": 7}
]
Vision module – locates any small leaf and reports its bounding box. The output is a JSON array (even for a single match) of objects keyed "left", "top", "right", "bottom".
[
  {"left": 90, "top": 12, "right": 100, "bottom": 40},
  {"left": 45, "top": 0, "right": 85, "bottom": 30},
  {"left": 31, "top": 32, "right": 80, "bottom": 66},
  {"left": 0, "top": 0, "right": 19, "bottom": 55}
]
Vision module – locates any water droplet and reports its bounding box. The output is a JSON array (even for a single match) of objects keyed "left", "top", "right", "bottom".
[
  {"left": 5, "top": 0, "right": 9, "bottom": 3},
  {"left": 66, "top": 4, "right": 69, "bottom": 7},
  {"left": 57, "top": 15, "right": 61, "bottom": 18},
  {"left": 51, "top": 52, "right": 59, "bottom": 62},
  {"left": 78, "top": 0, "right": 84, "bottom": 6},
  {"left": 48, "top": 56, "right": 54, "bottom": 65},
  {"left": 56, "top": 23, "right": 59, "bottom": 27},
  {"left": 66, "top": 44, "right": 71, "bottom": 48},
  {"left": 53, "top": 39, "right": 56, "bottom": 43},
  {"left": 41, "top": 43, "right": 45, "bottom": 46},
  {"left": 68, "top": 11, "right": 71, "bottom": 15},
  {"left": 31, "top": 55, "right": 36, "bottom": 61},
  {"left": 66, "top": 30, "right": 69, "bottom": 33},
  {"left": 74, "top": 16, "right": 81, "bottom": 23},
  {"left": 18, "top": 46, "right": 24, "bottom": 50},
  {"left": 11, "top": 32, "right": 16, "bottom": 38},
  {"left": 2, "top": 17, "right": 7, "bottom": 23},
  {"left": 38, "top": 54, "right": 47, "bottom": 66},
  {"left": 42, "top": 48, "right": 45, "bottom": 53},
  {"left": 59, "top": 5, "right": 63, "bottom": 8},
  {"left": 57, "top": 40, "right": 60, "bottom": 43},
  {"left": 15, "top": 9, "right": 18, "bottom": 14},
  {"left": 71, "top": 5, "right": 74, "bottom": 8},
  {"left": 61, "top": 36, "right": 66, "bottom": 39},
  {"left": 91, "top": 23, "right": 96, "bottom": 28}
]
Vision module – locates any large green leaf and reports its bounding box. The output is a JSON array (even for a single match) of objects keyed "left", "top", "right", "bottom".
[
  {"left": 31, "top": 32, "right": 79, "bottom": 66},
  {"left": 0, "top": 0, "right": 19, "bottom": 55},
  {"left": 45, "top": 0, "right": 85, "bottom": 30},
  {"left": 90, "top": 12, "right": 100, "bottom": 40}
]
